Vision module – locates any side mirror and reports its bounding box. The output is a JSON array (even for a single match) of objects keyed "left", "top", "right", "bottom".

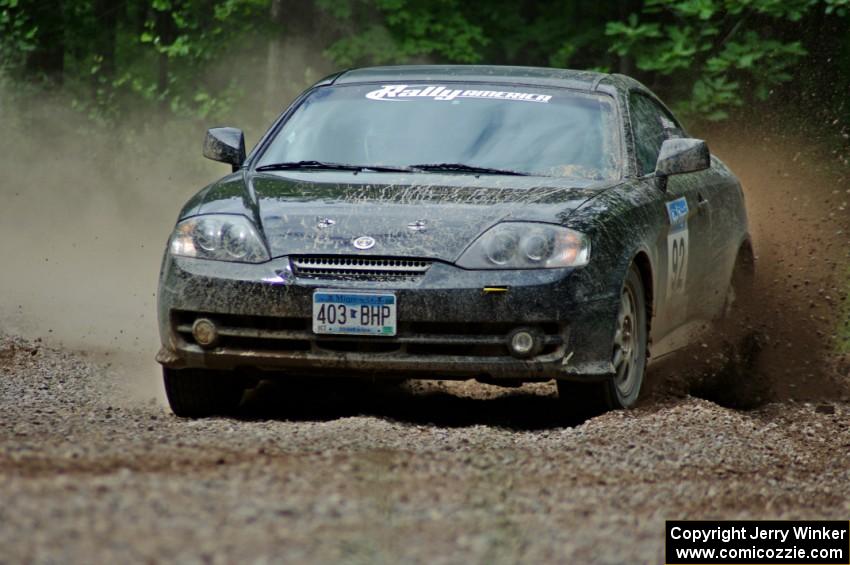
[
  {"left": 203, "top": 127, "right": 246, "bottom": 171},
  {"left": 655, "top": 138, "right": 710, "bottom": 178}
]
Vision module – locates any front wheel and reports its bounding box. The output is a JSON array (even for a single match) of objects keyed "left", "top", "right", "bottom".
[
  {"left": 558, "top": 265, "right": 648, "bottom": 414},
  {"left": 163, "top": 368, "right": 246, "bottom": 418}
]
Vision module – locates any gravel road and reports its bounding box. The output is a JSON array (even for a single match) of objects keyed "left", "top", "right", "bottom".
[{"left": 1, "top": 334, "right": 849, "bottom": 564}]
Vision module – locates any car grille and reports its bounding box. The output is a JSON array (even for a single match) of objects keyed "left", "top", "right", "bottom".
[
  {"left": 289, "top": 256, "right": 431, "bottom": 281},
  {"left": 172, "top": 312, "right": 564, "bottom": 359}
]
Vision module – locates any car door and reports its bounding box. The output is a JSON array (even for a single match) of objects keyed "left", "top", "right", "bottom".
[
  {"left": 628, "top": 91, "right": 713, "bottom": 336},
  {"left": 695, "top": 154, "right": 746, "bottom": 317}
]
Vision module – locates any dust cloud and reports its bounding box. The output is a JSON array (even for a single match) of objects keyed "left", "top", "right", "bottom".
[
  {"left": 677, "top": 121, "right": 850, "bottom": 404},
  {"left": 0, "top": 100, "right": 208, "bottom": 400},
  {"left": 0, "top": 91, "right": 304, "bottom": 400},
  {"left": 0, "top": 36, "right": 333, "bottom": 401},
  {"left": 0, "top": 73, "right": 848, "bottom": 405}
]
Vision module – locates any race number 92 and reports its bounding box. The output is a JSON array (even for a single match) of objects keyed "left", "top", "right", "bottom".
[{"left": 666, "top": 229, "right": 689, "bottom": 296}]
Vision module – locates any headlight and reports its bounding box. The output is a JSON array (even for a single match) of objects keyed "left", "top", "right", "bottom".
[
  {"left": 456, "top": 222, "right": 590, "bottom": 269},
  {"left": 169, "top": 215, "right": 270, "bottom": 263}
]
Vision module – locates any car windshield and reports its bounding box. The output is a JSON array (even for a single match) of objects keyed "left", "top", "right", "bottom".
[{"left": 256, "top": 82, "right": 622, "bottom": 180}]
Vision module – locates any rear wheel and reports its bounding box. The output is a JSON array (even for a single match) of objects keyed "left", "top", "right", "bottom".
[
  {"left": 693, "top": 244, "right": 765, "bottom": 408},
  {"left": 163, "top": 368, "right": 246, "bottom": 418},
  {"left": 720, "top": 244, "right": 755, "bottom": 324},
  {"left": 558, "top": 265, "right": 648, "bottom": 414}
]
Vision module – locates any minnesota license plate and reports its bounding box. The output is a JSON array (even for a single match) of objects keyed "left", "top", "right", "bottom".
[{"left": 312, "top": 290, "right": 397, "bottom": 336}]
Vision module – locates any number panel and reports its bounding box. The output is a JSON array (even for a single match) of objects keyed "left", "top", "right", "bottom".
[{"left": 666, "top": 228, "right": 689, "bottom": 297}]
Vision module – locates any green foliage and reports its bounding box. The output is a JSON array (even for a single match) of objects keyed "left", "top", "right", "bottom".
[
  {"left": 825, "top": 0, "right": 850, "bottom": 15},
  {"left": 0, "top": 0, "right": 37, "bottom": 72},
  {"left": 1, "top": 0, "right": 849, "bottom": 127},
  {"left": 320, "top": 0, "right": 488, "bottom": 66},
  {"left": 606, "top": 15, "right": 663, "bottom": 59},
  {"left": 0, "top": 0, "right": 270, "bottom": 124},
  {"left": 605, "top": 0, "right": 817, "bottom": 120},
  {"left": 317, "top": 0, "right": 846, "bottom": 122},
  {"left": 125, "top": 0, "right": 269, "bottom": 120}
]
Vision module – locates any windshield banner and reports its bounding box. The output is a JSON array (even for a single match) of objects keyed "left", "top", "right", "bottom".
[{"left": 365, "top": 84, "right": 552, "bottom": 103}]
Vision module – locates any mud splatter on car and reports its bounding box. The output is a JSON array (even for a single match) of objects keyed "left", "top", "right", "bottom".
[{"left": 156, "top": 65, "right": 752, "bottom": 417}]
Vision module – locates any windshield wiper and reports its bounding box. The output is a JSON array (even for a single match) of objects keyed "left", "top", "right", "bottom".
[
  {"left": 409, "top": 163, "right": 530, "bottom": 176},
  {"left": 256, "top": 160, "right": 414, "bottom": 173}
]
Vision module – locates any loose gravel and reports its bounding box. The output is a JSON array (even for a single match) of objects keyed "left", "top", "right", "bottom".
[{"left": 1, "top": 334, "right": 849, "bottom": 564}]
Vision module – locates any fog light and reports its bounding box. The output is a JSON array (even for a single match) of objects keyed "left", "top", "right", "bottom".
[
  {"left": 507, "top": 327, "right": 542, "bottom": 358},
  {"left": 192, "top": 318, "right": 219, "bottom": 348}
]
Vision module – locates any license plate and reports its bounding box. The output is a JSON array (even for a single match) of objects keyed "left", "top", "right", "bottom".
[{"left": 312, "top": 290, "right": 397, "bottom": 336}]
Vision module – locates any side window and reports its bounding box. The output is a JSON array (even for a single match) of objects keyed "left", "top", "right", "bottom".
[{"left": 629, "top": 92, "right": 680, "bottom": 176}]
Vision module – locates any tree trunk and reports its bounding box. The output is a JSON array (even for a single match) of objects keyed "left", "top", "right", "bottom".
[
  {"left": 265, "top": 0, "right": 284, "bottom": 120},
  {"left": 24, "top": 0, "right": 65, "bottom": 84},
  {"left": 154, "top": 7, "right": 175, "bottom": 107},
  {"left": 617, "top": 1, "right": 634, "bottom": 76},
  {"left": 94, "top": 0, "right": 119, "bottom": 79}
]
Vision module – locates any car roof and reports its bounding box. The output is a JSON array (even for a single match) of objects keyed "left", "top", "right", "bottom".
[{"left": 327, "top": 65, "right": 643, "bottom": 94}]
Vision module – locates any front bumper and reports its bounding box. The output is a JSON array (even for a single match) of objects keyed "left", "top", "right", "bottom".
[{"left": 156, "top": 255, "right": 620, "bottom": 381}]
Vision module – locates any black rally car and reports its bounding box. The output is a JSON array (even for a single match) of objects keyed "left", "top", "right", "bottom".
[{"left": 157, "top": 65, "right": 753, "bottom": 417}]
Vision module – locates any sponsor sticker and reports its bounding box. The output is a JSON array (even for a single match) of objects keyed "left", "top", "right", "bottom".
[
  {"left": 666, "top": 196, "right": 689, "bottom": 228},
  {"left": 365, "top": 84, "right": 552, "bottom": 103}
]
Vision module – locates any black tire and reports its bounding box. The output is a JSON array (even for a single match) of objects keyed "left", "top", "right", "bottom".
[
  {"left": 719, "top": 244, "right": 756, "bottom": 327},
  {"left": 713, "top": 244, "right": 760, "bottom": 377},
  {"left": 163, "top": 368, "right": 246, "bottom": 418},
  {"left": 558, "top": 264, "right": 648, "bottom": 415},
  {"left": 694, "top": 245, "right": 765, "bottom": 409}
]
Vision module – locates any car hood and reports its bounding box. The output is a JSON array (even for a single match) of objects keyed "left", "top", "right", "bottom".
[{"left": 191, "top": 171, "right": 612, "bottom": 262}]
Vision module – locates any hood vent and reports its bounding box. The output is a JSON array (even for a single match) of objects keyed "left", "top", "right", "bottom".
[{"left": 290, "top": 255, "right": 432, "bottom": 280}]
